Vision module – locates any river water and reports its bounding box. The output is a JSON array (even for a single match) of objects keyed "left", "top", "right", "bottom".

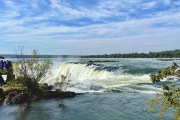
[{"left": 1, "top": 58, "right": 180, "bottom": 120}]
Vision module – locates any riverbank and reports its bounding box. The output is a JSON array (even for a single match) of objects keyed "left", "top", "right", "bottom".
[{"left": 0, "top": 87, "right": 76, "bottom": 105}]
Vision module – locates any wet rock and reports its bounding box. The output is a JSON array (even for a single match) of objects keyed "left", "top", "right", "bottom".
[
  {"left": 58, "top": 91, "right": 76, "bottom": 98},
  {"left": 58, "top": 103, "right": 65, "bottom": 108},
  {"left": 48, "top": 91, "right": 76, "bottom": 98}
]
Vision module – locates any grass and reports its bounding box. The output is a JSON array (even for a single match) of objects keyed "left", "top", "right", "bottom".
[{"left": 0, "top": 86, "right": 27, "bottom": 92}]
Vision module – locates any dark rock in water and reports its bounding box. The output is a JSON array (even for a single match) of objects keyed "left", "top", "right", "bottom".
[
  {"left": 48, "top": 91, "right": 76, "bottom": 99},
  {"left": 86, "top": 61, "right": 96, "bottom": 66},
  {"left": 58, "top": 103, "right": 65, "bottom": 108},
  {"left": 59, "top": 91, "right": 76, "bottom": 98}
]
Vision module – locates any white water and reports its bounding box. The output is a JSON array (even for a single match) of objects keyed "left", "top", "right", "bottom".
[{"left": 40, "top": 62, "right": 161, "bottom": 93}]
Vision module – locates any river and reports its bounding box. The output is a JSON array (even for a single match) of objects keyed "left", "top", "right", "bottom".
[{"left": 1, "top": 58, "right": 180, "bottom": 120}]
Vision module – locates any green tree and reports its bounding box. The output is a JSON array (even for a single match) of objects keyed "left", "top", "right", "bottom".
[{"left": 14, "top": 48, "right": 53, "bottom": 94}]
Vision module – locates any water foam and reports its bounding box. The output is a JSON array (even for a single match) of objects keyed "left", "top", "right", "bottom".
[{"left": 40, "top": 62, "right": 157, "bottom": 93}]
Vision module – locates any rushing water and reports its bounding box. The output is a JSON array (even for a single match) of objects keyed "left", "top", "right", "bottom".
[{"left": 1, "top": 58, "right": 180, "bottom": 120}]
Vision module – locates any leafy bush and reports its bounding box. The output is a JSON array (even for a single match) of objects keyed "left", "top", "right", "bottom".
[
  {"left": 148, "top": 62, "right": 180, "bottom": 120},
  {"left": 14, "top": 49, "right": 53, "bottom": 94},
  {"left": 150, "top": 62, "right": 179, "bottom": 83},
  {"left": 147, "top": 84, "right": 180, "bottom": 119},
  {"left": 38, "top": 83, "right": 52, "bottom": 95}
]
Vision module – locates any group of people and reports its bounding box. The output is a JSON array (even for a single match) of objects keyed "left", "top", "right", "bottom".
[
  {"left": 0, "top": 60, "right": 13, "bottom": 86},
  {"left": 0, "top": 60, "right": 12, "bottom": 70}
]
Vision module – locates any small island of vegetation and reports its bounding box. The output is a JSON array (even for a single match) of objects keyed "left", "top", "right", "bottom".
[{"left": 0, "top": 49, "right": 76, "bottom": 106}]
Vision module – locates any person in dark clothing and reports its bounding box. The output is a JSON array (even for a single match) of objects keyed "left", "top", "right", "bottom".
[
  {"left": 5, "top": 60, "right": 12, "bottom": 69},
  {"left": 0, "top": 60, "right": 4, "bottom": 70}
]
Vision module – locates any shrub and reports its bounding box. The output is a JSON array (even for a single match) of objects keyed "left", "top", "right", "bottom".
[
  {"left": 150, "top": 62, "right": 179, "bottom": 83},
  {"left": 38, "top": 83, "right": 52, "bottom": 95},
  {"left": 14, "top": 48, "right": 53, "bottom": 95}
]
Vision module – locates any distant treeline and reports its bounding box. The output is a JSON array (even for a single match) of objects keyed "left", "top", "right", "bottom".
[{"left": 82, "top": 49, "right": 180, "bottom": 58}]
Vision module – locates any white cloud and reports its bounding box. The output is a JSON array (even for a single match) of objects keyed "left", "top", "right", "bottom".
[
  {"left": 163, "top": 0, "right": 171, "bottom": 5},
  {"left": 2, "top": 10, "right": 180, "bottom": 43},
  {"left": 141, "top": 1, "right": 157, "bottom": 10},
  {"left": 173, "top": 1, "right": 180, "bottom": 5},
  {"left": 0, "top": 0, "right": 180, "bottom": 54}
]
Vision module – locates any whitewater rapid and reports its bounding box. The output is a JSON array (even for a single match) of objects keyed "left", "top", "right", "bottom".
[{"left": 40, "top": 62, "right": 161, "bottom": 93}]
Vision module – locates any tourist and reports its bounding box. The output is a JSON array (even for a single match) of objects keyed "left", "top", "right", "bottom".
[{"left": 0, "top": 60, "right": 4, "bottom": 70}]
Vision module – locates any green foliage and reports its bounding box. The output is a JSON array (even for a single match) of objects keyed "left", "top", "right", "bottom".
[
  {"left": 38, "top": 83, "right": 52, "bottom": 95},
  {"left": 7, "top": 80, "right": 23, "bottom": 88},
  {"left": 55, "top": 89, "right": 64, "bottom": 94},
  {"left": 147, "top": 84, "right": 180, "bottom": 119},
  {"left": 150, "top": 74, "right": 160, "bottom": 84},
  {"left": 14, "top": 50, "right": 53, "bottom": 82},
  {"left": 14, "top": 48, "right": 53, "bottom": 94},
  {"left": 148, "top": 62, "right": 180, "bottom": 119},
  {"left": 0, "top": 69, "right": 8, "bottom": 75},
  {"left": 0, "top": 86, "right": 27, "bottom": 92},
  {"left": 150, "top": 62, "right": 179, "bottom": 83},
  {"left": 5, "top": 66, "right": 15, "bottom": 82}
]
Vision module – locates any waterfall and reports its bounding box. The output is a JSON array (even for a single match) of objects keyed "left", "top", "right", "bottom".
[
  {"left": 40, "top": 62, "right": 158, "bottom": 93},
  {"left": 41, "top": 62, "right": 114, "bottom": 84},
  {"left": 58, "top": 62, "right": 113, "bottom": 81}
]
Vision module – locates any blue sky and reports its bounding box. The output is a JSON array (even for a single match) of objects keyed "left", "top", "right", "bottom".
[{"left": 0, "top": 0, "right": 180, "bottom": 55}]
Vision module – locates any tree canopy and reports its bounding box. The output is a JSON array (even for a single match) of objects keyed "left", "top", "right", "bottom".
[{"left": 83, "top": 49, "right": 180, "bottom": 58}]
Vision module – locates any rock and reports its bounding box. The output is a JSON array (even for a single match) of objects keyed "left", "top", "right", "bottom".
[
  {"left": 48, "top": 91, "right": 58, "bottom": 98},
  {"left": 86, "top": 61, "right": 96, "bottom": 66},
  {"left": 0, "top": 88, "right": 5, "bottom": 99},
  {"left": 13, "top": 92, "right": 29, "bottom": 104},
  {"left": 5, "top": 89, "right": 29, "bottom": 104},
  {"left": 29, "top": 95, "right": 39, "bottom": 101},
  {"left": 0, "top": 76, "right": 4, "bottom": 86},
  {"left": 58, "top": 104, "right": 65, "bottom": 108},
  {"left": 2, "top": 88, "right": 76, "bottom": 105},
  {"left": 0, "top": 88, "right": 5, "bottom": 105},
  {"left": 48, "top": 91, "right": 76, "bottom": 99},
  {"left": 58, "top": 91, "right": 76, "bottom": 98}
]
